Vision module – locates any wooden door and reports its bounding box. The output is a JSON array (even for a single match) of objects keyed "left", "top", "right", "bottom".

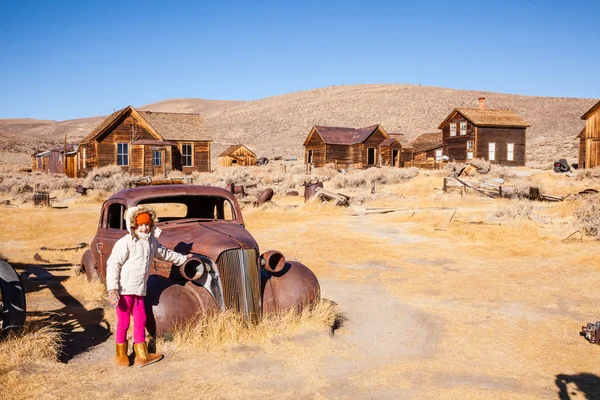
[{"left": 589, "top": 139, "right": 600, "bottom": 168}]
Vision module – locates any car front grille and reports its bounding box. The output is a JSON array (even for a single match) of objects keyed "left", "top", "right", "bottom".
[{"left": 217, "top": 248, "right": 261, "bottom": 322}]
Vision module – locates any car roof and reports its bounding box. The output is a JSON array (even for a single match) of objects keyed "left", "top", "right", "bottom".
[{"left": 107, "top": 185, "right": 237, "bottom": 206}]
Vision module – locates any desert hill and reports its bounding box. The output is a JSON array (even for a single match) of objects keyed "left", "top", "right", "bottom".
[{"left": 1, "top": 84, "right": 597, "bottom": 168}]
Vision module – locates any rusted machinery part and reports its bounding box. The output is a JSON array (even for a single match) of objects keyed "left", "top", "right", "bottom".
[
  {"left": 260, "top": 250, "right": 286, "bottom": 273},
  {"left": 303, "top": 181, "right": 323, "bottom": 203},
  {"left": 80, "top": 249, "right": 99, "bottom": 281},
  {"left": 262, "top": 260, "right": 320, "bottom": 315},
  {"left": 0, "top": 259, "right": 26, "bottom": 335},
  {"left": 145, "top": 275, "right": 218, "bottom": 336},
  {"left": 226, "top": 183, "right": 247, "bottom": 197},
  {"left": 286, "top": 191, "right": 299, "bottom": 196},
  {"left": 179, "top": 254, "right": 214, "bottom": 281},
  {"left": 257, "top": 188, "right": 274, "bottom": 206}
]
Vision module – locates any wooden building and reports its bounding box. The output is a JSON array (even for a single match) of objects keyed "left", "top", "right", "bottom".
[
  {"left": 412, "top": 132, "right": 443, "bottom": 162},
  {"left": 379, "top": 138, "right": 402, "bottom": 167},
  {"left": 32, "top": 144, "right": 79, "bottom": 178},
  {"left": 388, "top": 133, "right": 414, "bottom": 166},
  {"left": 218, "top": 144, "right": 257, "bottom": 167},
  {"left": 304, "top": 124, "right": 398, "bottom": 169},
  {"left": 438, "top": 97, "right": 529, "bottom": 166},
  {"left": 77, "top": 106, "right": 211, "bottom": 177},
  {"left": 579, "top": 100, "right": 600, "bottom": 169}
]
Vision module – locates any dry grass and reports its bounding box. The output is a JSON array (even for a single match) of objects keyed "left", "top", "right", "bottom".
[
  {"left": 573, "top": 193, "right": 600, "bottom": 237},
  {"left": 0, "top": 321, "right": 63, "bottom": 376},
  {"left": 162, "top": 299, "right": 339, "bottom": 353}
]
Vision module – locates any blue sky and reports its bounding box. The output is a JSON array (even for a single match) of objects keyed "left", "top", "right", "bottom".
[{"left": 0, "top": 0, "right": 598, "bottom": 120}]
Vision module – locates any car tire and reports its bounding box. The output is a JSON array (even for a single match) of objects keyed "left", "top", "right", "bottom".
[{"left": 0, "top": 260, "right": 26, "bottom": 335}]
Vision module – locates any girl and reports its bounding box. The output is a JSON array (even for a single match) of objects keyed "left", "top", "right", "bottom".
[{"left": 106, "top": 205, "right": 191, "bottom": 367}]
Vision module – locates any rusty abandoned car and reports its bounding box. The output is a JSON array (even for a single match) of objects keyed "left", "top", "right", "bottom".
[{"left": 80, "top": 185, "right": 320, "bottom": 335}]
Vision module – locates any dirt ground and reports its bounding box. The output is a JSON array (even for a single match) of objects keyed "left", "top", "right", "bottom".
[{"left": 1, "top": 171, "right": 600, "bottom": 399}]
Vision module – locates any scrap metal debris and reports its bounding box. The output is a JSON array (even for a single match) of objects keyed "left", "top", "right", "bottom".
[
  {"left": 553, "top": 159, "right": 571, "bottom": 173},
  {"left": 33, "top": 191, "right": 51, "bottom": 206},
  {"left": 581, "top": 321, "right": 600, "bottom": 344},
  {"left": 75, "top": 185, "right": 90, "bottom": 196},
  {"left": 33, "top": 253, "right": 50, "bottom": 263},
  {"left": 40, "top": 242, "right": 88, "bottom": 251},
  {"left": 226, "top": 183, "right": 247, "bottom": 198},
  {"left": 134, "top": 177, "right": 193, "bottom": 187},
  {"left": 303, "top": 181, "right": 324, "bottom": 202},
  {"left": 253, "top": 188, "right": 274, "bottom": 207}
]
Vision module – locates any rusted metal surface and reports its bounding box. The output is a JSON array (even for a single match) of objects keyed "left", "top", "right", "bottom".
[
  {"left": 226, "top": 183, "right": 247, "bottom": 197},
  {"left": 33, "top": 192, "right": 50, "bottom": 207},
  {"left": 286, "top": 190, "right": 299, "bottom": 196},
  {"left": 303, "top": 181, "right": 323, "bottom": 202},
  {"left": 256, "top": 188, "right": 274, "bottom": 206},
  {"left": 0, "top": 260, "right": 26, "bottom": 335},
  {"left": 83, "top": 185, "right": 320, "bottom": 335}
]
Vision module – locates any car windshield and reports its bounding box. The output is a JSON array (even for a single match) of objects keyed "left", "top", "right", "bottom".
[{"left": 136, "top": 195, "right": 236, "bottom": 222}]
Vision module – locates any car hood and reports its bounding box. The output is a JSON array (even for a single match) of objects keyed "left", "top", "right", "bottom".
[{"left": 156, "top": 220, "right": 259, "bottom": 261}]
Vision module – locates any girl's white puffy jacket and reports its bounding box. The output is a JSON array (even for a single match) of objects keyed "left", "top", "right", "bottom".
[{"left": 106, "top": 206, "right": 187, "bottom": 296}]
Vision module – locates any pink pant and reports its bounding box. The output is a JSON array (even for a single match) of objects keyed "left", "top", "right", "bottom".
[{"left": 115, "top": 295, "right": 146, "bottom": 344}]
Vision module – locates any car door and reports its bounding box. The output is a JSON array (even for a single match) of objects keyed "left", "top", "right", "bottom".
[{"left": 95, "top": 200, "right": 128, "bottom": 280}]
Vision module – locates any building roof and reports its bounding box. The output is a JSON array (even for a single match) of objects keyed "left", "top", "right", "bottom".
[
  {"left": 582, "top": 100, "right": 600, "bottom": 120},
  {"left": 308, "top": 124, "right": 387, "bottom": 145},
  {"left": 576, "top": 126, "right": 586, "bottom": 139},
  {"left": 412, "top": 132, "right": 443, "bottom": 153},
  {"left": 438, "top": 108, "right": 530, "bottom": 129},
  {"left": 80, "top": 106, "right": 209, "bottom": 144},
  {"left": 388, "top": 132, "right": 413, "bottom": 149},
  {"left": 219, "top": 144, "right": 256, "bottom": 157},
  {"left": 380, "top": 138, "right": 399, "bottom": 147}
]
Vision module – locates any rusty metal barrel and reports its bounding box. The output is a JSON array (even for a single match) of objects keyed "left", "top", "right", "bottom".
[{"left": 303, "top": 181, "right": 323, "bottom": 202}]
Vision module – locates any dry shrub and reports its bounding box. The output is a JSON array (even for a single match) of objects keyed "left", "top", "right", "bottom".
[
  {"left": 82, "top": 165, "right": 137, "bottom": 196},
  {"left": 575, "top": 166, "right": 600, "bottom": 181},
  {"left": 0, "top": 171, "right": 79, "bottom": 202},
  {"left": 574, "top": 193, "right": 600, "bottom": 237},
  {"left": 0, "top": 322, "right": 63, "bottom": 375},
  {"left": 469, "top": 158, "right": 491, "bottom": 174},
  {"left": 488, "top": 165, "right": 517, "bottom": 180},
  {"left": 443, "top": 161, "right": 466, "bottom": 177},
  {"left": 330, "top": 167, "right": 418, "bottom": 189},
  {"left": 163, "top": 299, "right": 339, "bottom": 352},
  {"left": 494, "top": 200, "right": 533, "bottom": 219}
]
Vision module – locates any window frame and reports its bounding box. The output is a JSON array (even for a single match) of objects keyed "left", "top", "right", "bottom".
[
  {"left": 460, "top": 121, "right": 467, "bottom": 136},
  {"left": 117, "top": 142, "right": 129, "bottom": 166},
  {"left": 450, "top": 122, "right": 457, "bottom": 137},
  {"left": 488, "top": 142, "right": 496, "bottom": 161},
  {"left": 181, "top": 144, "right": 193, "bottom": 167},
  {"left": 153, "top": 150, "right": 162, "bottom": 166},
  {"left": 507, "top": 142, "right": 514, "bottom": 161}
]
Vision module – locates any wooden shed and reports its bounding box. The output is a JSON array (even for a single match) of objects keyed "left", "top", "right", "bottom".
[
  {"left": 218, "top": 144, "right": 257, "bottom": 167},
  {"left": 32, "top": 144, "right": 79, "bottom": 178},
  {"left": 579, "top": 100, "right": 600, "bottom": 169},
  {"left": 438, "top": 97, "right": 529, "bottom": 166},
  {"left": 388, "top": 133, "right": 414, "bottom": 166},
  {"left": 77, "top": 106, "right": 211, "bottom": 177},
  {"left": 379, "top": 138, "right": 402, "bottom": 167},
  {"left": 412, "top": 132, "right": 443, "bottom": 162},
  {"left": 303, "top": 124, "right": 392, "bottom": 169}
]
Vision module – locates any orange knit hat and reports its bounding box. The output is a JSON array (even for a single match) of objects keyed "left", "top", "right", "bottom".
[{"left": 135, "top": 212, "right": 152, "bottom": 226}]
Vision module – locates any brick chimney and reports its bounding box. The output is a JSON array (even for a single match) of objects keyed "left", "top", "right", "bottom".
[{"left": 479, "top": 97, "right": 486, "bottom": 110}]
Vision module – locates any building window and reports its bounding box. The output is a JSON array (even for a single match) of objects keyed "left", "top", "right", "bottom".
[
  {"left": 435, "top": 149, "right": 443, "bottom": 159},
  {"left": 488, "top": 142, "right": 496, "bottom": 161},
  {"left": 450, "top": 123, "right": 457, "bottom": 137},
  {"left": 467, "top": 151, "right": 473, "bottom": 160},
  {"left": 117, "top": 143, "right": 128, "bottom": 166},
  {"left": 153, "top": 150, "right": 162, "bottom": 166},
  {"left": 467, "top": 140, "right": 474, "bottom": 150},
  {"left": 307, "top": 150, "right": 313, "bottom": 164},
  {"left": 507, "top": 142, "right": 514, "bottom": 161},
  {"left": 460, "top": 121, "right": 467, "bottom": 135},
  {"left": 182, "top": 144, "right": 193, "bottom": 167}
]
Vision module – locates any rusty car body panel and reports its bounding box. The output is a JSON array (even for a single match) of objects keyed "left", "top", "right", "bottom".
[{"left": 81, "top": 185, "right": 320, "bottom": 335}]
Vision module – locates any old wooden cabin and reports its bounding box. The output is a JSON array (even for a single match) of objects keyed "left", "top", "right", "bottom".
[
  {"left": 304, "top": 124, "right": 399, "bottom": 169},
  {"left": 32, "top": 143, "right": 79, "bottom": 177},
  {"left": 438, "top": 97, "right": 529, "bottom": 166},
  {"left": 218, "top": 144, "right": 257, "bottom": 167},
  {"left": 77, "top": 106, "right": 211, "bottom": 177},
  {"left": 388, "top": 133, "right": 414, "bottom": 166},
  {"left": 579, "top": 100, "right": 600, "bottom": 169},
  {"left": 411, "top": 132, "right": 443, "bottom": 162}
]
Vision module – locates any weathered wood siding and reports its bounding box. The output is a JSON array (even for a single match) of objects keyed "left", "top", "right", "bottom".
[
  {"left": 477, "top": 127, "right": 526, "bottom": 166},
  {"left": 325, "top": 144, "right": 352, "bottom": 168},
  {"left": 583, "top": 108, "right": 600, "bottom": 168},
  {"left": 304, "top": 132, "right": 327, "bottom": 167},
  {"left": 401, "top": 148, "right": 413, "bottom": 164},
  {"left": 442, "top": 115, "right": 475, "bottom": 160},
  {"left": 380, "top": 142, "right": 402, "bottom": 167},
  {"left": 77, "top": 142, "right": 97, "bottom": 177},
  {"left": 578, "top": 133, "right": 586, "bottom": 168},
  {"left": 96, "top": 116, "right": 156, "bottom": 172},
  {"left": 219, "top": 146, "right": 256, "bottom": 167},
  {"left": 356, "top": 128, "right": 388, "bottom": 167}
]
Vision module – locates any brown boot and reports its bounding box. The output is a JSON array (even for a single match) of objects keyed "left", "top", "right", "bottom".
[
  {"left": 115, "top": 341, "right": 130, "bottom": 367},
  {"left": 133, "top": 342, "right": 163, "bottom": 367}
]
